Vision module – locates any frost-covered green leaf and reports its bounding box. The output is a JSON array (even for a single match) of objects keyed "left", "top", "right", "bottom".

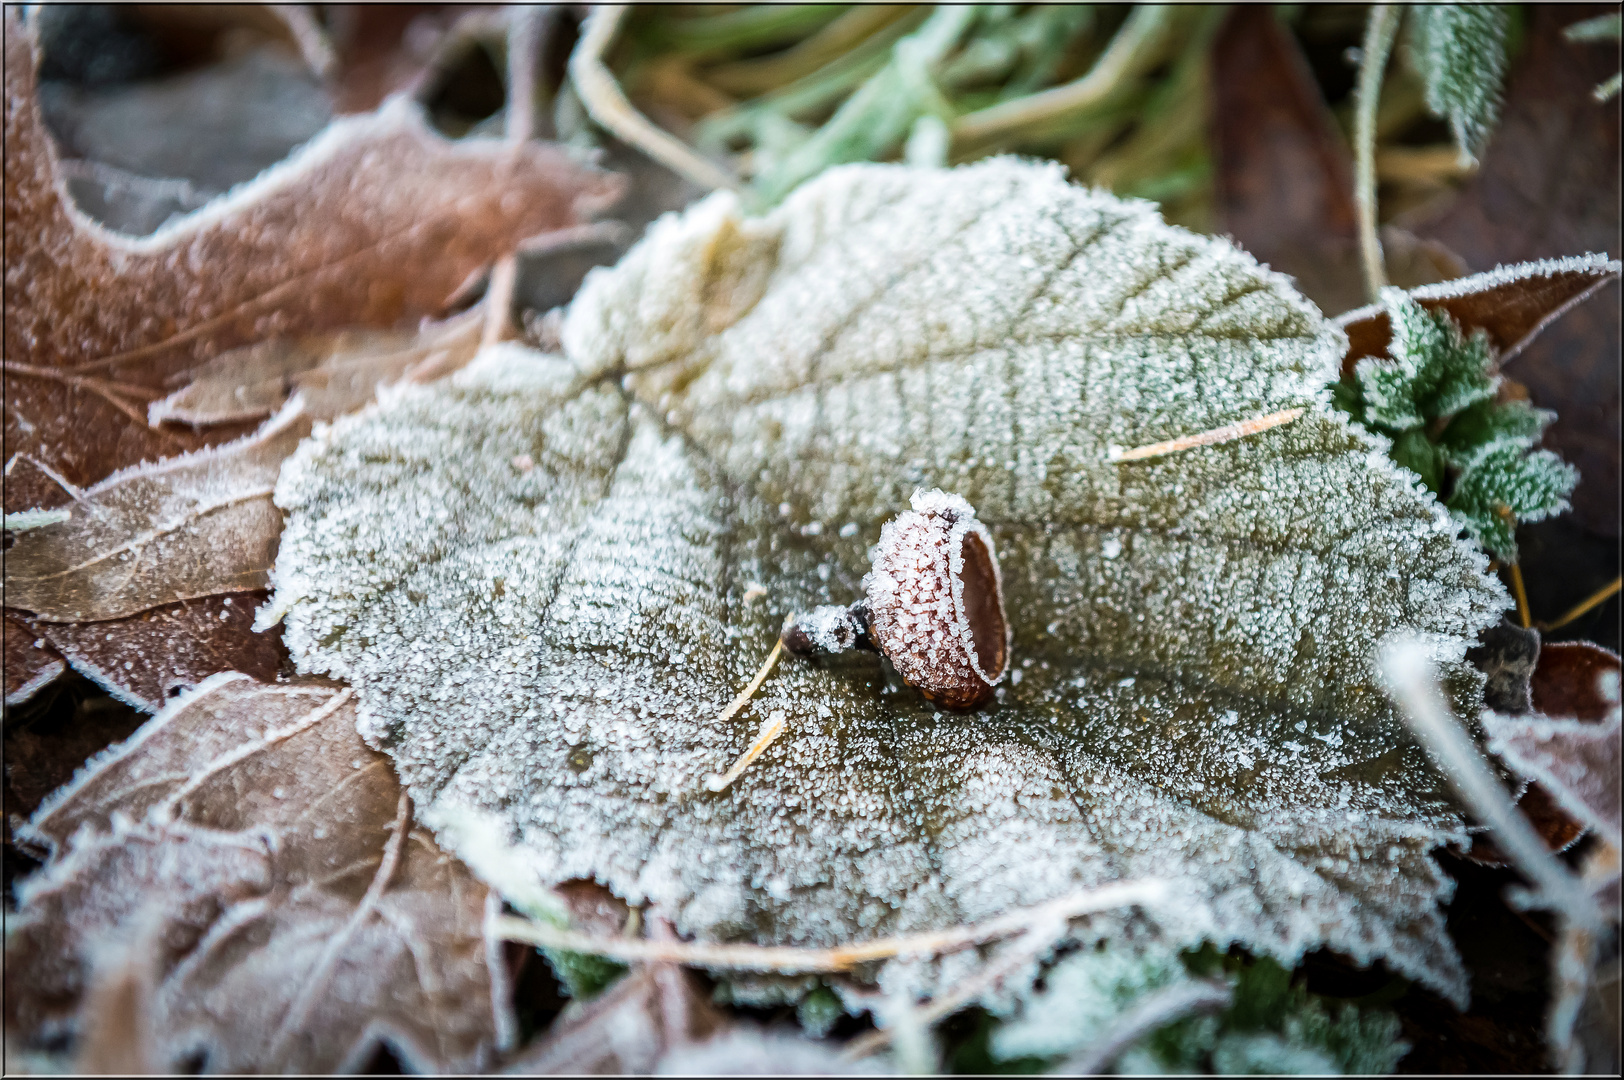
[
  {"left": 266, "top": 161, "right": 1509, "bottom": 1007},
  {"left": 991, "top": 939, "right": 1190, "bottom": 1061},
  {"left": 1336, "top": 288, "right": 1578, "bottom": 561},
  {"left": 994, "top": 941, "right": 1407, "bottom": 1074},
  {"left": 1407, "top": 5, "right": 1512, "bottom": 163},
  {"left": 1448, "top": 445, "right": 1577, "bottom": 560}
]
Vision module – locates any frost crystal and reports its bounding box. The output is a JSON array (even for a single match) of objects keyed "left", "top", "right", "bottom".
[{"left": 268, "top": 161, "right": 1508, "bottom": 1004}]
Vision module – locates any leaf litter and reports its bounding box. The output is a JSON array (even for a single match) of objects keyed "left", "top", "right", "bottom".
[
  {"left": 2, "top": 7, "right": 623, "bottom": 707},
  {"left": 267, "top": 159, "right": 1516, "bottom": 1008},
  {"left": 4, "top": 672, "right": 511, "bottom": 1074}
]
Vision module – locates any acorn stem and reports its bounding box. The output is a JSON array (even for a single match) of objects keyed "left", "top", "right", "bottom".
[{"left": 706, "top": 708, "right": 788, "bottom": 793}]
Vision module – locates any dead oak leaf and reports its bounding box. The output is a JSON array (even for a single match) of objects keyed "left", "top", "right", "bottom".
[
  {"left": 147, "top": 304, "right": 484, "bottom": 427},
  {"left": 1336, "top": 255, "right": 1621, "bottom": 376},
  {"left": 3, "top": 6, "right": 617, "bottom": 705},
  {"left": 23, "top": 591, "right": 285, "bottom": 712},
  {"left": 4, "top": 671, "right": 511, "bottom": 1073},
  {"left": 2, "top": 6, "right": 622, "bottom": 516},
  {"left": 5, "top": 402, "right": 307, "bottom": 623}
]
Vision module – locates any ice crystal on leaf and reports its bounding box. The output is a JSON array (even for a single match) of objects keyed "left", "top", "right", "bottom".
[{"left": 267, "top": 161, "right": 1510, "bottom": 1006}]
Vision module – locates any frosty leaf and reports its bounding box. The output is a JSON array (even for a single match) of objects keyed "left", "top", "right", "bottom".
[
  {"left": 4, "top": 672, "right": 510, "bottom": 1073},
  {"left": 1406, "top": 5, "right": 1512, "bottom": 163},
  {"left": 502, "top": 964, "right": 724, "bottom": 1074},
  {"left": 21, "top": 591, "right": 285, "bottom": 712},
  {"left": 990, "top": 939, "right": 1191, "bottom": 1061},
  {"left": 992, "top": 940, "right": 1408, "bottom": 1074},
  {"left": 1437, "top": 398, "right": 1551, "bottom": 468},
  {"left": 1446, "top": 444, "right": 1578, "bottom": 558},
  {"left": 1409, "top": 10, "right": 1621, "bottom": 537},
  {"left": 1337, "top": 255, "right": 1621, "bottom": 375},
  {"left": 4, "top": 402, "right": 308, "bottom": 623},
  {"left": 3, "top": 611, "right": 66, "bottom": 706},
  {"left": 269, "top": 161, "right": 1511, "bottom": 1006},
  {"left": 1484, "top": 646, "right": 1622, "bottom": 848},
  {"left": 1531, "top": 640, "right": 1622, "bottom": 722},
  {"left": 1337, "top": 284, "right": 1586, "bottom": 561},
  {"left": 2, "top": 7, "right": 622, "bottom": 516},
  {"left": 147, "top": 307, "right": 484, "bottom": 427}
]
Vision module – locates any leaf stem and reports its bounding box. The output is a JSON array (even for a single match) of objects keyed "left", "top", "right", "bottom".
[
  {"left": 1506, "top": 560, "right": 1532, "bottom": 630},
  {"left": 570, "top": 5, "right": 739, "bottom": 192},
  {"left": 1355, "top": 5, "right": 1402, "bottom": 303},
  {"left": 1537, "top": 576, "right": 1622, "bottom": 632}
]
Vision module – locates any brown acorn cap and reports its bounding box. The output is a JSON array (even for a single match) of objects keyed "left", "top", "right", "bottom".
[{"left": 862, "top": 489, "right": 1010, "bottom": 709}]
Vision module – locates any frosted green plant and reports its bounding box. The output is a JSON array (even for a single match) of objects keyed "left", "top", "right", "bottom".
[
  {"left": 1407, "top": 4, "right": 1512, "bottom": 163},
  {"left": 1335, "top": 288, "right": 1577, "bottom": 561},
  {"left": 265, "top": 160, "right": 1509, "bottom": 1009},
  {"left": 994, "top": 941, "right": 1408, "bottom": 1074}
]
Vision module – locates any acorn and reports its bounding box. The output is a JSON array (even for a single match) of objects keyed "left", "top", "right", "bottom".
[
  {"left": 784, "top": 490, "right": 1010, "bottom": 708},
  {"left": 706, "top": 490, "right": 1011, "bottom": 792}
]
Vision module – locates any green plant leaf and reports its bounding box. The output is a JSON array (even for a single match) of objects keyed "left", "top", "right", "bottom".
[
  {"left": 266, "top": 161, "right": 1510, "bottom": 1007},
  {"left": 1437, "top": 398, "right": 1551, "bottom": 468},
  {"left": 1448, "top": 444, "right": 1578, "bottom": 560},
  {"left": 1407, "top": 4, "right": 1512, "bottom": 163}
]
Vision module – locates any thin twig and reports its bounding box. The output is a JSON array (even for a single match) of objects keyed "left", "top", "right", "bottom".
[
  {"left": 1354, "top": 5, "right": 1402, "bottom": 302},
  {"left": 1061, "top": 978, "right": 1233, "bottom": 1074},
  {"left": 842, "top": 918, "right": 1070, "bottom": 1061},
  {"left": 495, "top": 880, "right": 1168, "bottom": 974},
  {"left": 570, "top": 5, "right": 739, "bottom": 191},
  {"left": 1107, "top": 408, "right": 1306, "bottom": 463},
  {"left": 1377, "top": 636, "right": 1601, "bottom": 928},
  {"left": 1537, "top": 576, "right": 1621, "bottom": 632}
]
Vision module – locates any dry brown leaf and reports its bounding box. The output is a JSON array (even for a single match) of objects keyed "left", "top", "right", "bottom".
[
  {"left": 4, "top": 610, "right": 66, "bottom": 706},
  {"left": 148, "top": 305, "right": 484, "bottom": 426},
  {"left": 4, "top": 403, "right": 308, "bottom": 623},
  {"left": 1210, "top": 7, "right": 1361, "bottom": 316},
  {"left": 1483, "top": 645, "right": 1621, "bottom": 848},
  {"left": 4, "top": 6, "right": 619, "bottom": 704},
  {"left": 4, "top": 672, "right": 511, "bottom": 1073},
  {"left": 1209, "top": 8, "right": 1464, "bottom": 317},
  {"left": 504, "top": 963, "right": 724, "bottom": 1074},
  {"left": 323, "top": 5, "right": 504, "bottom": 115},
  {"left": 1336, "top": 255, "right": 1620, "bottom": 376},
  {"left": 1532, "top": 641, "right": 1624, "bottom": 722},
  {"left": 2, "top": 6, "right": 622, "bottom": 516},
  {"left": 23, "top": 591, "right": 286, "bottom": 712}
]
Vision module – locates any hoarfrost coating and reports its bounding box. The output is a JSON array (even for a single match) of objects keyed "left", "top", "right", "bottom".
[{"left": 266, "top": 160, "right": 1508, "bottom": 1004}]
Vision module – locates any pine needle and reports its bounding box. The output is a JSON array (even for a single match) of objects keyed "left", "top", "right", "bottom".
[{"left": 1107, "top": 408, "right": 1306, "bottom": 463}]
